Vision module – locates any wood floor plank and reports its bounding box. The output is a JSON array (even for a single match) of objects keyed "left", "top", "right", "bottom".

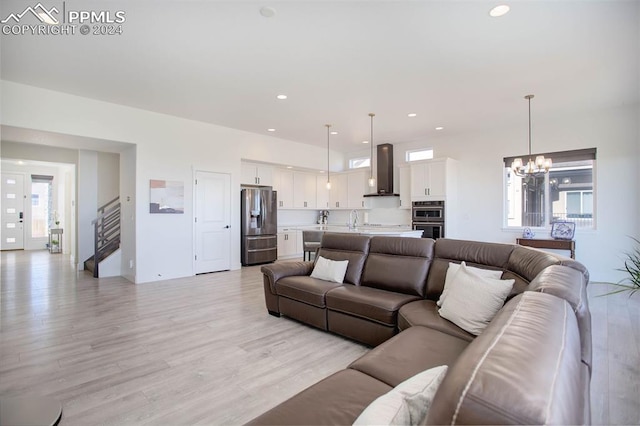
[{"left": 2, "top": 250, "right": 639, "bottom": 424}]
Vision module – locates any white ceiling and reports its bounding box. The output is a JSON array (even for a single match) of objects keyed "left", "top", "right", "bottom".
[{"left": 1, "top": 1, "right": 638, "bottom": 153}]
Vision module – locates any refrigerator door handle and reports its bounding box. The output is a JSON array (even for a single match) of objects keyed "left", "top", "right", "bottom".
[{"left": 260, "top": 192, "right": 266, "bottom": 229}]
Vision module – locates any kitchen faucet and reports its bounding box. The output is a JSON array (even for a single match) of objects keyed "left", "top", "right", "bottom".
[{"left": 349, "top": 210, "right": 359, "bottom": 230}]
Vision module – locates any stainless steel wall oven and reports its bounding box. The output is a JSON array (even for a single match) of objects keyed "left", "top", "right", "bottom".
[{"left": 412, "top": 200, "right": 445, "bottom": 239}]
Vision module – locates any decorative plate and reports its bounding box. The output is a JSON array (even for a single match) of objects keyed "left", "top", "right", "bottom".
[{"left": 550, "top": 221, "right": 576, "bottom": 240}]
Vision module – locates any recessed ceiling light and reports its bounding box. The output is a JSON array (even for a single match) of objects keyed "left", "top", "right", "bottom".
[
  {"left": 17, "top": 160, "right": 25, "bottom": 165},
  {"left": 330, "top": 131, "right": 338, "bottom": 135},
  {"left": 267, "top": 128, "right": 276, "bottom": 132},
  {"left": 435, "top": 127, "right": 444, "bottom": 130},
  {"left": 489, "top": 5, "right": 510, "bottom": 17},
  {"left": 362, "top": 140, "right": 369, "bottom": 144},
  {"left": 276, "top": 94, "right": 287, "bottom": 100},
  {"left": 286, "top": 166, "right": 293, "bottom": 169},
  {"left": 260, "top": 7, "right": 276, "bottom": 18},
  {"left": 407, "top": 113, "right": 417, "bottom": 117},
  {"left": 319, "top": 170, "right": 325, "bottom": 173}
]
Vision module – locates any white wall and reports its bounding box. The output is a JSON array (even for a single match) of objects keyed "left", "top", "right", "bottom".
[
  {"left": 120, "top": 145, "right": 136, "bottom": 282},
  {"left": 77, "top": 150, "right": 98, "bottom": 267},
  {"left": 1, "top": 81, "right": 337, "bottom": 283},
  {"left": 97, "top": 152, "right": 120, "bottom": 207}
]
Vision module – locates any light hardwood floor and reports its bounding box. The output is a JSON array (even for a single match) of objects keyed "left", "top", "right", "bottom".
[{"left": 1, "top": 250, "right": 638, "bottom": 425}]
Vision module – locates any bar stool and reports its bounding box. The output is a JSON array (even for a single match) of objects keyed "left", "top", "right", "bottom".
[{"left": 302, "top": 230, "right": 323, "bottom": 261}]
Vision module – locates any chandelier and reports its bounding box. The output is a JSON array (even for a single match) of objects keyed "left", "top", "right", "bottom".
[{"left": 511, "top": 94, "right": 552, "bottom": 177}]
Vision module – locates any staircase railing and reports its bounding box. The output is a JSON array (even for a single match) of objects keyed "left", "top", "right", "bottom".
[{"left": 90, "top": 196, "right": 121, "bottom": 278}]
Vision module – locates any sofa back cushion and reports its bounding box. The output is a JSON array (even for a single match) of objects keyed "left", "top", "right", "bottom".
[
  {"left": 317, "top": 233, "right": 371, "bottom": 285},
  {"left": 361, "top": 237, "right": 434, "bottom": 297},
  {"left": 426, "top": 239, "right": 515, "bottom": 300},
  {"left": 427, "top": 291, "right": 587, "bottom": 425},
  {"left": 506, "top": 246, "right": 561, "bottom": 282}
]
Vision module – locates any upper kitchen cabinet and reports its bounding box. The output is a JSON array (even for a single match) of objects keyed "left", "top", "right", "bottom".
[
  {"left": 398, "top": 164, "right": 411, "bottom": 209},
  {"left": 328, "top": 173, "right": 348, "bottom": 209},
  {"left": 316, "top": 175, "right": 330, "bottom": 209},
  {"left": 272, "top": 168, "right": 294, "bottom": 209},
  {"left": 241, "top": 162, "right": 273, "bottom": 186},
  {"left": 347, "top": 170, "right": 369, "bottom": 209},
  {"left": 293, "top": 172, "right": 317, "bottom": 209},
  {"left": 410, "top": 158, "right": 457, "bottom": 201}
]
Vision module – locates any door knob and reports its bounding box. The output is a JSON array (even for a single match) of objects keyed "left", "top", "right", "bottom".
[{"left": 224, "top": 225, "right": 230, "bottom": 229}]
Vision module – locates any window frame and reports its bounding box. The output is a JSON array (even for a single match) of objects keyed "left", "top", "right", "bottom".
[
  {"left": 405, "top": 148, "right": 434, "bottom": 162},
  {"left": 502, "top": 148, "right": 597, "bottom": 231},
  {"left": 348, "top": 157, "right": 371, "bottom": 169}
]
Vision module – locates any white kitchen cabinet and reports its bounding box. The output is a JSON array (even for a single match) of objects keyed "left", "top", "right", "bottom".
[
  {"left": 293, "top": 172, "right": 317, "bottom": 209},
  {"left": 328, "top": 173, "right": 348, "bottom": 209},
  {"left": 398, "top": 164, "right": 411, "bottom": 209},
  {"left": 316, "top": 175, "right": 330, "bottom": 209},
  {"left": 277, "top": 228, "right": 300, "bottom": 258},
  {"left": 272, "top": 168, "right": 294, "bottom": 209},
  {"left": 241, "top": 162, "right": 273, "bottom": 186},
  {"left": 410, "top": 158, "right": 456, "bottom": 201},
  {"left": 347, "top": 170, "right": 369, "bottom": 209}
]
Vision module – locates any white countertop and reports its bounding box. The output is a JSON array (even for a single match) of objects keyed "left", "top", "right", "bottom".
[{"left": 280, "top": 224, "right": 422, "bottom": 237}]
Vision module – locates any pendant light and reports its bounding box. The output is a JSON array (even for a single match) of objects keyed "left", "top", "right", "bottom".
[
  {"left": 511, "top": 94, "right": 552, "bottom": 177},
  {"left": 368, "top": 113, "right": 376, "bottom": 188},
  {"left": 325, "top": 124, "right": 332, "bottom": 190}
]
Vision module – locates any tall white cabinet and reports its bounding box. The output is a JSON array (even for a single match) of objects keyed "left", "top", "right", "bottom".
[{"left": 407, "top": 158, "right": 458, "bottom": 238}]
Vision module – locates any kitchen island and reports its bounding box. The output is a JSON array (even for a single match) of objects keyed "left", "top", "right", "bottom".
[{"left": 276, "top": 224, "right": 423, "bottom": 260}]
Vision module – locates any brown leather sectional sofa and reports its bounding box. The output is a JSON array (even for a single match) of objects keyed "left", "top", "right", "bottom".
[{"left": 250, "top": 233, "right": 591, "bottom": 425}]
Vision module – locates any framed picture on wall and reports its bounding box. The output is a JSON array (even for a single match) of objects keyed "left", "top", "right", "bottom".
[
  {"left": 550, "top": 221, "right": 576, "bottom": 240},
  {"left": 149, "top": 179, "right": 184, "bottom": 214}
]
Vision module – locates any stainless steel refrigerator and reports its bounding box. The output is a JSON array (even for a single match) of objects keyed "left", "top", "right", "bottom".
[{"left": 241, "top": 187, "right": 278, "bottom": 266}]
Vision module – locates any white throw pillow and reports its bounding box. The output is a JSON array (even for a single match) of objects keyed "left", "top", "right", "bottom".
[
  {"left": 437, "top": 262, "right": 503, "bottom": 307},
  {"left": 353, "top": 365, "right": 448, "bottom": 426},
  {"left": 438, "top": 262, "right": 514, "bottom": 336},
  {"left": 310, "top": 256, "right": 349, "bottom": 283}
]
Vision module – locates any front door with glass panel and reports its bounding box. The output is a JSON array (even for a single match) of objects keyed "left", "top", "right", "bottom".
[{"left": 1, "top": 173, "right": 25, "bottom": 250}]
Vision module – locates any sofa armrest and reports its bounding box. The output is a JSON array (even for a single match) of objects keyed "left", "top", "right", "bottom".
[
  {"left": 527, "top": 264, "right": 592, "bottom": 371},
  {"left": 261, "top": 261, "right": 314, "bottom": 293}
]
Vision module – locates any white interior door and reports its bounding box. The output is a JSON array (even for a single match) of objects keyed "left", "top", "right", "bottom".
[
  {"left": 195, "top": 171, "right": 231, "bottom": 274},
  {"left": 1, "top": 173, "right": 25, "bottom": 250}
]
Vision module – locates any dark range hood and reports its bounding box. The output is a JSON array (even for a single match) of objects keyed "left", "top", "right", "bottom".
[{"left": 364, "top": 143, "right": 399, "bottom": 197}]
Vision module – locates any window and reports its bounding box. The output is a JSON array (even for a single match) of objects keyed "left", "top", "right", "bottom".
[
  {"left": 406, "top": 148, "right": 434, "bottom": 162},
  {"left": 504, "top": 149, "right": 596, "bottom": 230},
  {"left": 31, "top": 175, "right": 53, "bottom": 238},
  {"left": 349, "top": 157, "right": 371, "bottom": 169}
]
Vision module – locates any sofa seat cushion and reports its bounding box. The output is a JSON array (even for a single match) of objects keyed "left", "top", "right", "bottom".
[
  {"left": 349, "top": 326, "right": 469, "bottom": 387},
  {"left": 326, "top": 286, "right": 421, "bottom": 325},
  {"left": 276, "top": 276, "right": 343, "bottom": 308},
  {"left": 246, "top": 369, "right": 392, "bottom": 425},
  {"left": 398, "top": 300, "right": 475, "bottom": 342}
]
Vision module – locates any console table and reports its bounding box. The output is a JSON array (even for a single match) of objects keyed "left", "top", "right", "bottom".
[
  {"left": 49, "top": 228, "right": 63, "bottom": 254},
  {"left": 516, "top": 237, "right": 575, "bottom": 259}
]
